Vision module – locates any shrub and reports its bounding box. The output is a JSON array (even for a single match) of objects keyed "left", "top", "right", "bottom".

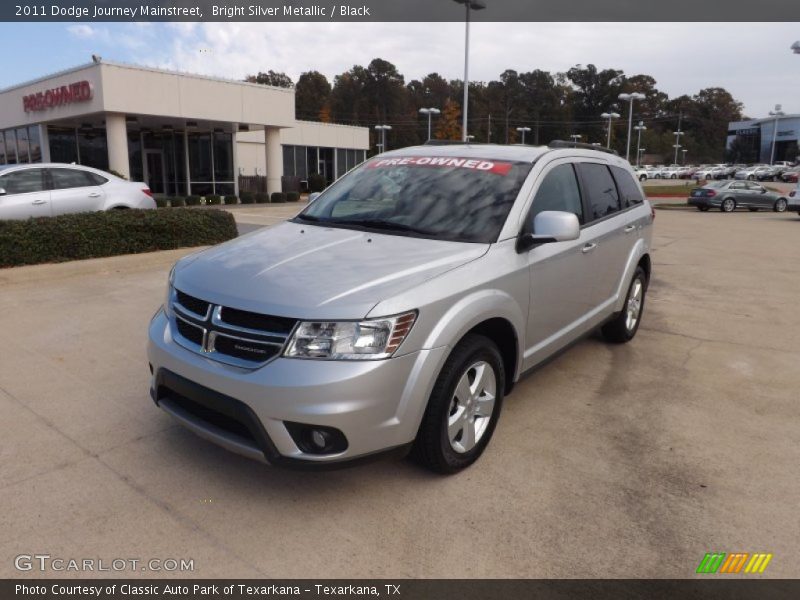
[
  {"left": 286, "top": 191, "right": 300, "bottom": 202},
  {"left": 171, "top": 197, "right": 186, "bottom": 207},
  {"left": 308, "top": 173, "right": 327, "bottom": 193},
  {"left": 185, "top": 195, "right": 202, "bottom": 206},
  {"left": 240, "top": 192, "right": 256, "bottom": 204},
  {"left": 224, "top": 196, "right": 238, "bottom": 205},
  {"left": 271, "top": 192, "right": 286, "bottom": 203},
  {"left": 255, "top": 192, "right": 270, "bottom": 204},
  {"left": 0, "top": 209, "right": 238, "bottom": 268},
  {"left": 155, "top": 198, "right": 169, "bottom": 208},
  {"left": 206, "top": 195, "right": 223, "bottom": 205}
]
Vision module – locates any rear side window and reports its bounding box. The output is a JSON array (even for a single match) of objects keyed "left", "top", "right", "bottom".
[
  {"left": 577, "top": 163, "right": 621, "bottom": 221},
  {"left": 50, "top": 168, "right": 94, "bottom": 190},
  {"left": 0, "top": 168, "right": 45, "bottom": 194},
  {"left": 610, "top": 166, "right": 644, "bottom": 208},
  {"left": 84, "top": 171, "right": 108, "bottom": 186},
  {"left": 528, "top": 164, "right": 583, "bottom": 230}
]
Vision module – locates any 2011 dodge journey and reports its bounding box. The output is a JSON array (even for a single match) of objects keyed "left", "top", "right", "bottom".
[{"left": 147, "top": 142, "right": 654, "bottom": 473}]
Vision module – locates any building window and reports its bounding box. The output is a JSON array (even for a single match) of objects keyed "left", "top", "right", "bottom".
[
  {"left": 213, "top": 132, "right": 234, "bottom": 183},
  {"left": 48, "top": 127, "right": 78, "bottom": 164},
  {"left": 188, "top": 133, "right": 213, "bottom": 183},
  {"left": 295, "top": 145, "right": 308, "bottom": 180},
  {"left": 4, "top": 130, "right": 18, "bottom": 164},
  {"left": 0, "top": 132, "right": 5, "bottom": 164},
  {"left": 28, "top": 126, "right": 42, "bottom": 163},
  {"left": 15, "top": 128, "right": 30, "bottom": 164},
  {"left": 77, "top": 128, "right": 109, "bottom": 171},
  {"left": 283, "top": 145, "right": 295, "bottom": 177}
]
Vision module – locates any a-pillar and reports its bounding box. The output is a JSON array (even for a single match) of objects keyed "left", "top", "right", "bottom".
[
  {"left": 264, "top": 127, "right": 283, "bottom": 195},
  {"left": 106, "top": 113, "right": 130, "bottom": 179}
]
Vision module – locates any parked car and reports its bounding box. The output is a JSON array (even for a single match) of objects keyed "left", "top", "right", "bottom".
[
  {"left": 0, "top": 163, "right": 154, "bottom": 220},
  {"left": 735, "top": 165, "right": 774, "bottom": 181},
  {"left": 788, "top": 183, "right": 800, "bottom": 214},
  {"left": 780, "top": 167, "right": 799, "bottom": 183},
  {"left": 148, "top": 143, "right": 654, "bottom": 473},
  {"left": 677, "top": 166, "right": 695, "bottom": 179},
  {"left": 634, "top": 167, "right": 648, "bottom": 182},
  {"left": 688, "top": 180, "right": 789, "bottom": 212},
  {"left": 693, "top": 166, "right": 725, "bottom": 180}
]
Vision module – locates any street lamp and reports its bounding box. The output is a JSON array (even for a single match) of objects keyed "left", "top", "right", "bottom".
[
  {"left": 618, "top": 92, "right": 646, "bottom": 162},
  {"left": 633, "top": 121, "right": 647, "bottom": 166},
  {"left": 672, "top": 130, "right": 684, "bottom": 165},
  {"left": 601, "top": 112, "right": 620, "bottom": 148},
  {"left": 419, "top": 107, "right": 441, "bottom": 141},
  {"left": 466, "top": 134, "right": 476, "bottom": 142},
  {"left": 570, "top": 134, "right": 582, "bottom": 144},
  {"left": 515, "top": 126, "right": 531, "bottom": 144},
  {"left": 638, "top": 148, "right": 646, "bottom": 163},
  {"left": 768, "top": 104, "right": 785, "bottom": 165},
  {"left": 453, "top": 0, "right": 487, "bottom": 142},
  {"left": 792, "top": 41, "right": 800, "bottom": 54},
  {"left": 681, "top": 149, "right": 688, "bottom": 164},
  {"left": 374, "top": 125, "right": 392, "bottom": 153}
]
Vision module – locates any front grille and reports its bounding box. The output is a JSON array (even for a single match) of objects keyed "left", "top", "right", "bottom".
[
  {"left": 219, "top": 306, "right": 296, "bottom": 335},
  {"left": 176, "top": 290, "right": 210, "bottom": 317},
  {"left": 175, "top": 317, "right": 204, "bottom": 346},
  {"left": 171, "top": 288, "right": 292, "bottom": 368}
]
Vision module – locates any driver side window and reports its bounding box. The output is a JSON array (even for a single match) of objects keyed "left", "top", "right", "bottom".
[
  {"left": 0, "top": 169, "right": 45, "bottom": 195},
  {"left": 527, "top": 164, "right": 583, "bottom": 232}
]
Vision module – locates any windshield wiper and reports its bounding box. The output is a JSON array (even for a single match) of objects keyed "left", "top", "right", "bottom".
[
  {"left": 324, "top": 218, "right": 430, "bottom": 235},
  {"left": 295, "top": 213, "right": 324, "bottom": 222}
]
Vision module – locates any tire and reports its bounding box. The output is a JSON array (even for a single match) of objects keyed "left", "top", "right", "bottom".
[
  {"left": 639, "top": 175, "right": 647, "bottom": 182},
  {"left": 721, "top": 198, "right": 736, "bottom": 212},
  {"left": 748, "top": 175, "right": 755, "bottom": 181},
  {"left": 601, "top": 266, "right": 647, "bottom": 344},
  {"left": 411, "top": 334, "right": 505, "bottom": 474},
  {"left": 773, "top": 198, "right": 787, "bottom": 212}
]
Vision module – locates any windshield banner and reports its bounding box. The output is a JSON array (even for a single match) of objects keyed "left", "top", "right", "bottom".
[{"left": 367, "top": 156, "right": 514, "bottom": 176}]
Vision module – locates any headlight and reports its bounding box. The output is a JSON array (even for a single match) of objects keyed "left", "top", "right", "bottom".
[
  {"left": 164, "top": 265, "right": 176, "bottom": 316},
  {"left": 284, "top": 311, "right": 417, "bottom": 360}
]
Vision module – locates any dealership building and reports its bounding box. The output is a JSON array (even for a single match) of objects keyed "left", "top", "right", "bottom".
[
  {"left": 0, "top": 60, "right": 369, "bottom": 196},
  {"left": 726, "top": 114, "right": 800, "bottom": 163}
]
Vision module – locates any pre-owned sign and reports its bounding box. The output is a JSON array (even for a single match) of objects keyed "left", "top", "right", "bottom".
[{"left": 23, "top": 81, "right": 93, "bottom": 112}]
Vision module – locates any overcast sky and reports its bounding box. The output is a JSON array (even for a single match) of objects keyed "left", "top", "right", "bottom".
[{"left": 3, "top": 22, "right": 799, "bottom": 118}]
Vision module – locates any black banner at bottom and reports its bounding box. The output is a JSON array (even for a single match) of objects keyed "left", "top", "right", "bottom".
[{"left": 4, "top": 580, "right": 800, "bottom": 600}]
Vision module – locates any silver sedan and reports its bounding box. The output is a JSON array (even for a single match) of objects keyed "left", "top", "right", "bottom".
[{"left": 687, "top": 181, "right": 789, "bottom": 212}]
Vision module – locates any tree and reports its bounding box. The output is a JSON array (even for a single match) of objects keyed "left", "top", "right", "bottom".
[
  {"left": 435, "top": 99, "right": 462, "bottom": 141},
  {"left": 245, "top": 70, "right": 293, "bottom": 88},
  {"left": 295, "top": 71, "right": 331, "bottom": 121}
]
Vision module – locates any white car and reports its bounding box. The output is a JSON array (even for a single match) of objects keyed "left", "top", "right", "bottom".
[
  {"left": 634, "top": 167, "right": 648, "bottom": 182},
  {"left": 0, "top": 163, "right": 155, "bottom": 220}
]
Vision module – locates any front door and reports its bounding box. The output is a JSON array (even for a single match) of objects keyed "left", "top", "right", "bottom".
[
  {"left": 144, "top": 150, "right": 166, "bottom": 194},
  {"left": 0, "top": 168, "right": 51, "bottom": 220}
]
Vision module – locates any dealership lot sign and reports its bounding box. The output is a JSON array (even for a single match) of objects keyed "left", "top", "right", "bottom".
[{"left": 23, "top": 81, "right": 93, "bottom": 112}]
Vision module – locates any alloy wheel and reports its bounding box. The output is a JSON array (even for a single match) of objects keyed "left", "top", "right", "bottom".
[
  {"left": 626, "top": 277, "right": 644, "bottom": 332},
  {"left": 447, "top": 361, "right": 497, "bottom": 454}
]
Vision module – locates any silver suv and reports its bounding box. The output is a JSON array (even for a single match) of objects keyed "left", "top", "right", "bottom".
[{"left": 147, "top": 143, "right": 654, "bottom": 473}]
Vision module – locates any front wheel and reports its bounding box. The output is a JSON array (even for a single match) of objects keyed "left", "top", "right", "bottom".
[
  {"left": 411, "top": 334, "right": 505, "bottom": 474},
  {"left": 602, "top": 266, "right": 647, "bottom": 344},
  {"left": 721, "top": 198, "right": 736, "bottom": 212},
  {"left": 774, "top": 198, "right": 787, "bottom": 212}
]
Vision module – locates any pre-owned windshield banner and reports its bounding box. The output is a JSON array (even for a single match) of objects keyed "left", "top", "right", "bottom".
[
  {"left": 368, "top": 157, "right": 514, "bottom": 176},
  {"left": 4, "top": 0, "right": 798, "bottom": 22}
]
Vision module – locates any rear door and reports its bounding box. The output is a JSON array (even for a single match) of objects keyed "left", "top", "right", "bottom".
[
  {"left": 728, "top": 182, "right": 748, "bottom": 204},
  {"left": 48, "top": 168, "right": 106, "bottom": 215},
  {"left": 0, "top": 168, "right": 51, "bottom": 220}
]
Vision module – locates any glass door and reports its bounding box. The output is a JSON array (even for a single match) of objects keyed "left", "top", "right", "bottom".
[{"left": 144, "top": 149, "right": 166, "bottom": 194}]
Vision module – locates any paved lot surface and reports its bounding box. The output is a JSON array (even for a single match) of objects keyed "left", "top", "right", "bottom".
[{"left": 1, "top": 206, "right": 799, "bottom": 578}]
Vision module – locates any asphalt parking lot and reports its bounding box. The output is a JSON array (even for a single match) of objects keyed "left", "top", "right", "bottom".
[{"left": 1, "top": 205, "right": 798, "bottom": 578}]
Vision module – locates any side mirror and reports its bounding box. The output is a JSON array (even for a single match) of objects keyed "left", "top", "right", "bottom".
[
  {"left": 0, "top": 188, "right": 6, "bottom": 196},
  {"left": 516, "top": 211, "right": 580, "bottom": 253},
  {"left": 308, "top": 192, "right": 321, "bottom": 203}
]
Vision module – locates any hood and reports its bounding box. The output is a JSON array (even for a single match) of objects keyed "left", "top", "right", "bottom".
[{"left": 173, "top": 221, "right": 488, "bottom": 319}]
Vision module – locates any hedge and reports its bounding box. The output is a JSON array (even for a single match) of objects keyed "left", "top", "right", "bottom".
[
  {"left": 286, "top": 191, "right": 300, "bottom": 202},
  {"left": 240, "top": 192, "right": 256, "bottom": 204},
  {"left": 255, "top": 192, "right": 270, "bottom": 204},
  {"left": 0, "top": 209, "right": 238, "bottom": 268},
  {"left": 171, "top": 197, "right": 187, "bottom": 207},
  {"left": 308, "top": 173, "right": 327, "bottom": 193},
  {"left": 185, "top": 195, "right": 202, "bottom": 206},
  {"left": 155, "top": 198, "right": 169, "bottom": 208},
  {"left": 224, "top": 196, "right": 238, "bottom": 205},
  {"left": 206, "top": 195, "right": 223, "bottom": 205},
  {"left": 271, "top": 192, "right": 286, "bottom": 203}
]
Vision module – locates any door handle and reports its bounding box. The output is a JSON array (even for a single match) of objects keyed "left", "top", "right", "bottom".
[
  {"left": 581, "top": 243, "right": 597, "bottom": 254},
  {"left": 623, "top": 225, "right": 636, "bottom": 233},
  {"left": 31, "top": 199, "right": 47, "bottom": 205},
  {"left": 88, "top": 192, "right": 102, "bottom": 198}
]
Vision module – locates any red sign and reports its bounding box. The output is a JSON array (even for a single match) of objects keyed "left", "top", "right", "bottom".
[
  {"left": 23, "top": 81, "right": 93, "bottom": 113},
  {"left": 367, "top": 156, "right": 514, "bottom": 176}
]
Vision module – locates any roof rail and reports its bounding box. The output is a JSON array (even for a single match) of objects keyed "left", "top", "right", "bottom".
[
  {"left": 424, "top": 139, "right": 489, "bottom": 146},
  {"left": 548, "top": 140, "right": 619, "bottom": 156}
]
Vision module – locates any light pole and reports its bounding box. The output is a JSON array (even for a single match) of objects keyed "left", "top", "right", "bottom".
[
  {"left": 768, "top": 104, "right": 785, "bottom": 165},
  {"left": 681, "top": 149, "right": 688, "bottom": 164},
  {"left": 633, "top": 121, "right": 647, "bottom": 166},
  {"left": 515, "top": 126, "right": 531, "bottom": 144},
  {"left": 453, "top": 0, "right": 486, "bottom": 142},
  {"left": 638, "top": 148, "right": 646, "bottom": 164},
  {"left": 601, "top": 112, "right": 620, "bottom": 148},
  {"left": 673, "top": 130, "right": 684, "bottom": 165},
  {"left": 570, "top": 134, "right": 582, "bottom": 144},
  {"left": 618, "top": 92, "right": 646, "bottom": 162},
  {"left": 374, "top": 125, "right": 392, "bottom": 153},
  {"left": 419, "top": 107, "right": 441, "bottom": 141}
]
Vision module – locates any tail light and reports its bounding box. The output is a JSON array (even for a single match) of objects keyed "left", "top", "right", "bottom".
[
  {"left": 142, "top": 188, "right": 153, "bottom": 198},
  {"left": 706, "top": 190, "right": 717, "bottom": 197}
]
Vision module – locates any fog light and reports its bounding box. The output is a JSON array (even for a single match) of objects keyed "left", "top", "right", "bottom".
[{"left": 284, "top": 422, "right": 348, "bottom": 455}]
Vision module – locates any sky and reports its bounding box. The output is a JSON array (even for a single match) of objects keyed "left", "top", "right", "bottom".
[{"left": 1, "top": 22, "right": 798, "bottom": 119}]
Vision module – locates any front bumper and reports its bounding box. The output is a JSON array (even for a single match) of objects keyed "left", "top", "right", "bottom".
[{"left": 147, "top": 309, "right": 447, "bottom": 467}]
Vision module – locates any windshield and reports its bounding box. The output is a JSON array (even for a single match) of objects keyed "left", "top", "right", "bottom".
[{"left": 295, "top": 156, "right": 533, "bottom": 243}]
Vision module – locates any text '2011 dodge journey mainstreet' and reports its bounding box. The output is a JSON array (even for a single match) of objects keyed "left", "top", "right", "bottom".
[{"left": 148, "top": 142, "right": 653, "bottom": 473}]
